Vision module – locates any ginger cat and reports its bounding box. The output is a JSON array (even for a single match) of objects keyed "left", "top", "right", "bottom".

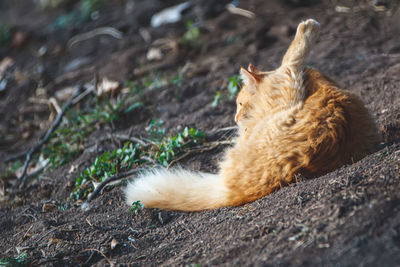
[{"left": 125, "top": 19, "right": 380, "bottom": 211}]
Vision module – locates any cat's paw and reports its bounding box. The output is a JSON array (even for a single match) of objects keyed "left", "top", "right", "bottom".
[{"left": 297, "top": 19, "right": 320, "bottom": 39}]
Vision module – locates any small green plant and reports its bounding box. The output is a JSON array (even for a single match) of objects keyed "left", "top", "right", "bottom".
[
  {"left": 211, "top": 90, "right": 222, "bottom": 107},
  {"left": 129, "top": 200, "right": 144, "bottom": 214},
  {"left": 0, "top": 24, "right": 11, "bottom": 46},
  {"left": 90, "top": 98, "right": 122, "bottom": 123},
  {"left": 0, "top": 251, "right": 28, "bottom": 267},
  {"left": 52, "top": 13, "right": 78, "bottom": 29},
  {"left": 123, "top": 79, "right": 151, "bottom": 114},
  {"left": 80, "top": 0, "right": 104, "bottom": 20},
  {"left": 154, "top": 126, "right": 205, "bottom": 167},
  {"left": 51, "top": 0, "right": 104, "bottom": 29},
  {"left": 181, "top": 20, "right": 201, "bottom": 47},
  {"left": 146, "top": 119, "right": 166, "bottom": 140},
  {"left": 211, "top": 75, "right": 242, "bottom": 107},
  {"left": 170, "top": 73, "right": 183, "bottom": 87},
  {"left": 226, "top": 35, "right": 241, "bottom": 45},
  {"left": 227, "top": 75, "right": 241, "bottom": 100},
  {"left": 58, "top": 202, "right": 70, "bottom": 211}
]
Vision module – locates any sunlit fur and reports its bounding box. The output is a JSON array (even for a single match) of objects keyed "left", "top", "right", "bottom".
[{"left": 125, "top": 19, "right": 380, "bottom": 211}]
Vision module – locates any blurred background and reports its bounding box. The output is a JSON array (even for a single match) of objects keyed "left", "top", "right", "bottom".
[{"left": 1, "top": 1, "right": 400, "bottom": 265}]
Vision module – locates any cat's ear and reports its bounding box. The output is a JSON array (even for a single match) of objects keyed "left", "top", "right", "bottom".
[
  {"left": 240, "top": 67, "right": 259, "bottom": 94},
  {"left": 247, "top": 63, "right": 261, "bottom": 74}
]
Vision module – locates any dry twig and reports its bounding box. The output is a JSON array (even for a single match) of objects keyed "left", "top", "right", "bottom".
[
  {"left": 85, "top": 168, "right": 146, "bottom": 203},
  {"left": 226, "top": 3, "right": 256, "bottom": 19},
  {"left": 113, "top": 134, "right": 148, "bottom": 146},
  {"left": 5, "top": 86, "right": 96, "bottom": 165},
  {"left": 5, "top": 151, "right": 27, "bottom": 163},
  {"left": 16, "top": 85, "right": 84, "bottom": 187},
  {"left": 85, "top": 133, "right": 149, "bottom": 149},
  {"left": 167, "top": 140, "right": 234, "bottom": 169},
  {"left": 68, "top": 27, "right": 123, "bottom": 48},
  {"left": 53, "top": 66, "right": 96, "bottom": 86},
  {"left": 83, "top": 248, "right": 115, "bottom": 267}
]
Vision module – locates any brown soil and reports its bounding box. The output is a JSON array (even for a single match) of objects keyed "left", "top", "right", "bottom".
[{"left": 1, "top": 0, "right": 400, "bottom": 265}]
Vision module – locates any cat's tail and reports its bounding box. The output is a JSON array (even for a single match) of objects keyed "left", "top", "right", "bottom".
[{"left": 124, "top": 168, "right": 229, "bottom": 211}]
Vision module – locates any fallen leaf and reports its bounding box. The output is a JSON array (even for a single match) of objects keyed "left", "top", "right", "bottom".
[
  {"left": 0, "top": 57, "right": 14, "bottom": 80},
  {"left": 68, "top": 165, "right": 77, "bottom": 174},
  {"left": 42, "top": 203, "right": 57, "bottom": 212},
  {"left": 48, "top": 237, "right": 62, "bottom": 246},
  {"left": 151, "top": 2, "right": 191, "bottom": 28},
  {"left": 146, "top": 47, "right": 163, "bottom": 61},
  {"left": 97, "top": 78, "right": 121, "bottom": 97},
  {"left": 14, "top": 69, "right": 26, "bottom": 84},
  {"left": 111, "top": 238, "right": 119, "bottom": 250},
  {"left": 48, "top": 97, "right": 61, "bottom": 121},
  {"left": 55, "top": 86, "right": 75, "bottom": 102},
  {"left": 226, "top": 4, "right": 256, "bottom": 19}
]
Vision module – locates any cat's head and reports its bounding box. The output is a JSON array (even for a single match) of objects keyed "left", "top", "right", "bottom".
[{"left": 235, "top": 64, "right": 263, "bottom": 124}]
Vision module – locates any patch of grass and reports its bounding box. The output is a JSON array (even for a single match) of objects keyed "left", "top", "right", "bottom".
[
  {"left": 152, "top": 125, "right": 206, "bottom": 167},
  {"left": 3, "top": 70, "right": 191, "bottom": 196},
  {"left": 71, "top": 141, "right": 143, "bottom": 200},
  {"left": 4, "top": 73, "right": 175, "bottom": 180},
  {"left": 91, "top": 98, "right": 122, "bottom": 123},
  {"left": 71, "top": 122, "right": 206, "bottom": 200},
  {"left": 41, "top": 79, "right": 148, "bottom": 169},
  {"left": 0, "top": 24, "right": 11, "bottom": 46},
  {"left": 41, "top": 97, "right": 123, "bottom": 168}
]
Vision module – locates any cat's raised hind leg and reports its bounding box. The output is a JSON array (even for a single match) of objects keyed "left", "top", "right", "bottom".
[
  {"left": 278, "top": 19, "right": 320, "bottom": 105},
  {"left": 281, "top": 19, "right": 320, "bottom": 70}
]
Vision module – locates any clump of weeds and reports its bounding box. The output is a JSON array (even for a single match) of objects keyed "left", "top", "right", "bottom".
[{"left": 71, "top": 118, "right": 206, "bottom": 200}]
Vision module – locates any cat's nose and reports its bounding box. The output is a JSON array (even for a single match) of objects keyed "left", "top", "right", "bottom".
[{"left": 234, "top": 113, "right": 239, "bottom": 124}]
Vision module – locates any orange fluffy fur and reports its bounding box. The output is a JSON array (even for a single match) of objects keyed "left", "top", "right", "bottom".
[{"left": 125, "top": 19, "right": 380, "bottom": 211}]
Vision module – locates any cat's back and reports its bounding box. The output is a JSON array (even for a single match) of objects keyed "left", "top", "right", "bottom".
[{"left": 297, "top": 68, "right": 380, "bottom": 171}]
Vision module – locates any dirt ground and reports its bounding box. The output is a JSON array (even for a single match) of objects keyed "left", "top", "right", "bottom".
[{"left": 1, "top": 0, "right": 400, "bottom": 266}]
